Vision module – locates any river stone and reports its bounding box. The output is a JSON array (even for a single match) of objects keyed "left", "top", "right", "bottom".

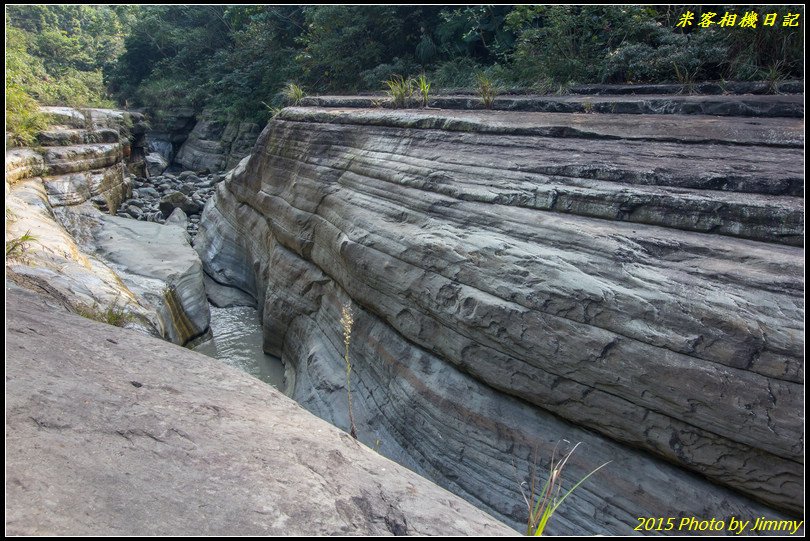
[
  {"left": 165, "top": 207, "right": 188, "bottom": 229},
  {"left": 145, "top": 151, "right": 168, "bottom": 177},
  {"left": 160, "top": 191, "right": 201, "bottom": 217}
]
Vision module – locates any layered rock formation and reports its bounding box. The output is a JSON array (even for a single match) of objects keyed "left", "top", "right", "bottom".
[
  {"left": 196, "top": 105, "right": 804, "bottom": 534},
  {"left": 6, "top": 107, "right": 209, "bottom": 346},
  {"left": 174, "top": 111, "right": 263, "bottom": 172},
  {"left": 6, "top": 287, "right": 513, "bottom": 536}
]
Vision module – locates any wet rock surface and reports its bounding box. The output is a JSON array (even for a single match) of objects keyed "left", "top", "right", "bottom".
[
  {"left": 196, "top": 105, "right": 804, "bottom": 532},
  {"left": 6, "top": 287, "right": 514, "bottom": 536}
]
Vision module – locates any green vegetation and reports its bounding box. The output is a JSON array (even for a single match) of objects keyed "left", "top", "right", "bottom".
[
  {"left": 384, "top": 75, "right": 414, "bottom": 109},
  {"left": 476, "top": 73, "right": 497, "bottom": 109},
  {"left": 414, "top": 74, "right": 431, "bottom": 107},
  {"left": 282, "top": 82, "right": 305, "bottom": 106},
  {"left": 5, "top": 230, "right": 37, "bottom": 262},
  {"left": 340, "top": 303, "right": 358, "bottom": 439},
  {"left": 5, "top": 6, "right": 135, "bottom": 147},
  {"left": 6, "top": 5, "right": 804, "bottom": 126},
  {"left": 524, "top": 443, "right": 610, "bottom": 536},
  {"left": 75, "top": 297, "right": 132, "bottom": 327}
]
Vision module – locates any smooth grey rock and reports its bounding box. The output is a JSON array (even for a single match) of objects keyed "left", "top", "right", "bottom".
[
  {"left": 145, "top": 151, "right": 168, "bottom": 177},
  {"left": 196, "top": 107, "right": 804, "bottom": 531},
  {"left": 179, "top": 182, "right": 196, "bottom": 195},
  {"left": 202, "top": 273, "right": 257, "bottom": 308},
  {"left": 139, "top": 186, "right": 160, "bottom": 198},
  {"left": 6, "top": 287, "right": 513, "bottom": 536},
  {"left": 159, "top": 191, "right": 202, "bottom": 217},
  {"left": 302, "top": 92, "right": 804, "bottom": 118},
  {"left": 165, "top": 207, "right": 188, "bottom": 230}
]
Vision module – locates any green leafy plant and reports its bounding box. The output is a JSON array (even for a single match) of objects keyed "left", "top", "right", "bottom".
[
  {"left": 523, "top": 442, "right": 610, "bottom": 536},
  {"left": 581, "top": 100, "right": 594, "bottom": 114},
  {"left": 341, "top": 303, "right": 358, "bottom": 439},
  {"left": 384, "top": 75, "right": 413, "bottom": 109},
  {"left": 5, "top": 230, "right": 37, "bottom": 262},
  {"left": 282, "top": 82, "right": 306, "bottom": 105},
  {"left": 414, "top": 74, "right": 431, "bottom": 108},
  {"left": 476, "top": 73, "right": 497, "bottom": 109}
]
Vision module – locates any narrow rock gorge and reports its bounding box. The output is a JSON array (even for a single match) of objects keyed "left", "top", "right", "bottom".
[
  {"left": 6, "top": 92, "right": 804, "bottom": 536},
  {"left": 195, "top": 103, "right": 804, "bottom": 534}
]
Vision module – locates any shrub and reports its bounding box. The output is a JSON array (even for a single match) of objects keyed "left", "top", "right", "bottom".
[
  {"left": 5, "top": 230, "right": 37, "bottom": 262},
  {"left": 75, "top": 296, "right": 132, "bottom": 327},
  {"left": 5, "top": 86, "right": 50, "bottom": 147}
]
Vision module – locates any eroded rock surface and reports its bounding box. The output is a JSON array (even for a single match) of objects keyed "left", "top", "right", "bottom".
[
  {"left": 196, "top": 106, "right": 804, "bottom": 532},
  {"left": 6, "top": 287, "right": 513, "bottom": 536},
  {"left": 6, "top": 107, "right": 209, "bottom": 346},
  {"left": 174, "top": 110, "right": 263, "bottom": 172}
]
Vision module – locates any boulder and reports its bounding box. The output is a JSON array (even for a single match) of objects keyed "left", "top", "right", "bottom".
[
  {"left": 145, "top": 151, "right": 168, "bottom": 177},
  {"left": 160, "top": 191, "right": 201, "bottom": 217}
]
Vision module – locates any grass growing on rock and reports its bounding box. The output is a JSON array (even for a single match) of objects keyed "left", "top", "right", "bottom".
[
  {"left": 384, "top": 75, "right": 414, "bottom": 109},
  {"left": 523, "top": 442, "right": 610, "bottom": 536},
  {"left": 282, "top": 82, "right": 305, "bottom": 105},
  {"left": 75, "top": 297, "right": 133, "bottom": 327}
]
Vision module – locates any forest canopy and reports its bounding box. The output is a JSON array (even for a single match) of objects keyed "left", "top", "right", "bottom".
[{"left": 6, "top": 5, "right": 805, "bottom": 123}]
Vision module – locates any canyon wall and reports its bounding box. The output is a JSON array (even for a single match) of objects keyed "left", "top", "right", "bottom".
[
  {"left": 196, "top": 106, "right": 804, "bottom": 534},
  {"left": 6, "top": 107, "right": 209, "bottom": 345}
]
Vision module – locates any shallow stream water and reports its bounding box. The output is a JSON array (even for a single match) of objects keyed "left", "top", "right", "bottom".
[{"left": 194, "top": 304, "right": 286, "bottom": 390}]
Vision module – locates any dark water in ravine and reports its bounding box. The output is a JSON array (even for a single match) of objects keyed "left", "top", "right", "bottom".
[{"left": 194, "top": 304, "right": 286, "bottom": 390}]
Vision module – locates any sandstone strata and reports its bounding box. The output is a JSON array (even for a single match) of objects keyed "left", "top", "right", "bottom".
[
  {"left": 174, "top": 111, "right": 263, "bottom": 172},
  {"left": 6, "top": 107, "right": 209, "bottom": 346},
  {"left": 196, "top": 106, "right": 804, "bottom": 533}
]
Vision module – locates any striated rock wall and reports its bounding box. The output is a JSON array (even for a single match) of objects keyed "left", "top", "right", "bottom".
[
  {"left": 6, "top": 107, "right": 209, "bottom": 346},
  {"left": 195, "top": 106, "right": 804, "bottom": 533},
  {"left": 174, "top": 110, "right": 263, "bottom": 172}
]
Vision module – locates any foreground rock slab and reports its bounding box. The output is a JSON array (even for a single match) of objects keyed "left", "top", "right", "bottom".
[{"left": 5, "top": 287, "right": 515, "bottom": 536}]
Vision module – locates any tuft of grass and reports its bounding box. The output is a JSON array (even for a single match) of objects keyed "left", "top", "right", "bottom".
[
  {"left": 384, "top": 75, "right": 414, "bottom": 109},
  {"left": 340, "top": 303, "right": 358, "bottom": 439},
  {"left": 261, "top": 101, "right": 284, "bottom": 119},
  {"left": 581, "top": 100, "right": 594, "bottom": 114},
  {"left": 476, "top": 73, "right": 497, "bottom": 109},
  {"left": 522, "top": 442, "right": 610, "bottom": 536},
  {"left": 75, "top": 296, "right": 132, "bottom": 327},
  {"left": 764, "top": 61, "right": 787, "bottom": 94},
  {"left": 673, "top": 63, "right": 699, "bottom": 95},
  {"left": 414, "top": 74, "right": 431, "bottom": 108},
  {"left": 282, "top": 82, "right": 306, "bottom": 105},
  {"left": 5, "top": 230, "right": 37, "bottom": 262}
]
